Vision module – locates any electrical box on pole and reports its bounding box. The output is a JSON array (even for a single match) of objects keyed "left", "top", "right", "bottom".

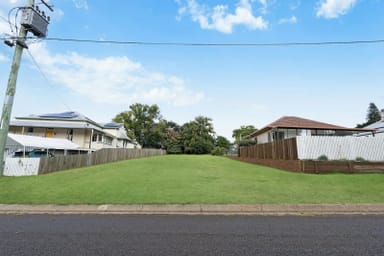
[{"left": 21, "top": 7, "right": 49, "bottom": 38}]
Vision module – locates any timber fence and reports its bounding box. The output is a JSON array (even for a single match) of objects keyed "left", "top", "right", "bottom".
[
  {"left": 39, "top": 148, "right": 166, "bottom": 174},
  {"left": 236, "top": 137, "right": 384, "bottom": 174},
  {"left": 239, "top": 138, "right": 298, "bottom": 160}
]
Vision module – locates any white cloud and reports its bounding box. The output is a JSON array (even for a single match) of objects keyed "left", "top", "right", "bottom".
[
  {"left": 316, "top": 0, "right": 357, "bottom": 19},
  {"left": 72, "top": 0, "right": 88, "bottom": 10},
  {"left": 177, "top": 0, "right": 268, "bottom": 34},
  {"left": 278, "top": 16, "right": 297, "bottom": 25},
  {"left": 28, "top": 43, "right": 204, "bottom": 106}
]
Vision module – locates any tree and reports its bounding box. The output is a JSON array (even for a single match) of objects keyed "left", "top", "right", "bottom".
[
  {"left": 164, "top": 121, "right": 183, "bottom": 154},
  {"left": 232, "top": 125, "right": 257, "bottom": 144},
  {"left": 366, "top": 103, "right": 381, "bottom": 125},
  {"left": 113, "top": 103, "right": 163, "bottom": 148},
  {"left": 356, "top": 102, "right": 381, "bottom": 128},
  {"left": 181, "top": 116, "right": 215, "bottom": 154},
  {"left": 211, "top": 135, "right": 231, "bottom": 156},
  {"left": 215, "top": 136, "right": 231, "bottom": 150}
]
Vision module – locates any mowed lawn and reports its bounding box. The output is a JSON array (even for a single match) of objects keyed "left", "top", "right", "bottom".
[{"left": 0, "top": 155, "right": 383, "bottom": 204}]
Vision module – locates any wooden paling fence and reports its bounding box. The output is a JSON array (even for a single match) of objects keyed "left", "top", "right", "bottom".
[
  {"left": 239, "top": 138, "right": 298, "bottom": 160},
  {"left": 39, "top": 148, "right": 166, "bottom": 174}
]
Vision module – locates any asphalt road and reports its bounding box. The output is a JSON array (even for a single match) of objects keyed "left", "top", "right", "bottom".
[{"left": 0, "top": 215, "right": 383, "bottom": 256}]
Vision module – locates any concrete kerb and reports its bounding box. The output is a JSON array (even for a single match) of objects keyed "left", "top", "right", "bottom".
[{"left": 1, "top": 204, "right": 384, "bottom": 215}]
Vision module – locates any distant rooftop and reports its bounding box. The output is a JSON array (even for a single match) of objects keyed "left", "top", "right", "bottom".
[{"left": 248, "top": 116, "right": 375, "bottom": 138}]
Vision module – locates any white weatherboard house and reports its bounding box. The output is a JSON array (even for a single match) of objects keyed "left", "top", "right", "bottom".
[{"left": 9, "top": 111, "right": 140, "bottom": 151}]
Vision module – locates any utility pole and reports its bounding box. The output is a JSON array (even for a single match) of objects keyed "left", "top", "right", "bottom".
[{"left": 0, "top": 0, "right": 51, "bottom": 175}]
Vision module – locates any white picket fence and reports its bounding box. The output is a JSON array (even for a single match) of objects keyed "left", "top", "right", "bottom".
[{"left": 296, "top": 136, "right": 384, "bottom": 161}]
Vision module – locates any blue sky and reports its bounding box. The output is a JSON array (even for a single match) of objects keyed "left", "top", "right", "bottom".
[{"left": 0, "top": 0, "right": 383, "bottom": 140}]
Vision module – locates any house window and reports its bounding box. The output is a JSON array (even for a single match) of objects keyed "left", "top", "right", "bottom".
[
  {"left": 92, "top": 133, "right": 103, "bottom": 142},
  {"left": 286, "top": 129, "right": 297, "bottom": 139},
  {"left": 272, "top": 130, "right": 285, "bottom": 141},
  {"left": 103, "top": 136, "right": 113, "bottom": 145},
  {"left": 27, "top": 127, "right": 34, "bottom": 133}
]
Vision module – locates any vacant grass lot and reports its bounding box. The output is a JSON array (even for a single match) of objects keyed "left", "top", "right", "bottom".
[{"left": 0, "top": 155, "right": 383, "bottom": 204}]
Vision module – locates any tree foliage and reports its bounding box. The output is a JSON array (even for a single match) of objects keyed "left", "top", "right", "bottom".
[
  {"left": 164, "top": 121, "right": 183, "bottom": 154},
  {"left": 232, "top": 125, "right": 257, "bottom": 144},
  {"left": 366, "top": 103, "right": 381, "bottom": 125},
  {"left": 181, "top": 116, "right": 215, "bottom": 154},
  {"left": 114, "top": 104, "right": 232, "bottom": 154},
  {"left": 356, "top": 102, "right": 381, "bottom": 128},
  {"left": 215, "top": 136, "right": 231, "bottom": 150},
  {"left": 113, "top": 103, "right": 163, "bottom": 148}
]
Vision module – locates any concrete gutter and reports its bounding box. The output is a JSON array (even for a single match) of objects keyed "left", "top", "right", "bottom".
[{"left": 1, "top": 204, "right": 384, "bottom": 215}]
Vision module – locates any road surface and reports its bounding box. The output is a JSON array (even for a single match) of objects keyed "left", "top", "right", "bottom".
[{"left": 1, "top": 215, "right": 383, "bottom": 255}]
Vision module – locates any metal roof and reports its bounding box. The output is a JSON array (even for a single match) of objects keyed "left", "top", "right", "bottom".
[
  {"left": 10, "top": 120, "right": 104, "bottom": 132},
  {"left": 17, "top": 111, "right": 101, "bottom": 127},
  {"left": 7, "top": 134, "right": 80, "bottom": 150},
  {"left": 365, "top": 121, "right": 384, "bottom": 130}
]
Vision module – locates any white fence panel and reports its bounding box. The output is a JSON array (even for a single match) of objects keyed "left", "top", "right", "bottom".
[
  {"left": 296, "top": 136, "right": 384, "bottom": 161},
  {"left": 4, "top": 158, "right": 40, "bottom": 176}
]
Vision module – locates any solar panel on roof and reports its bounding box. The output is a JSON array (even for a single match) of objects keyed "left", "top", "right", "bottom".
[
  {"left": 39, "top": 112, "right": 79, "bottom": 119},
  {"left": 104, "top": 122, "right": 121, "bottom": 128}
]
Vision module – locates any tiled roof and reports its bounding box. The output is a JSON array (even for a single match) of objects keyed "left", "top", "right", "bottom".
[
  {"left": 248, "top": 116, "right": 375, "bottom": 138},
  {"left": 268, "top": 116, "right": 349, "bottom": 130}
]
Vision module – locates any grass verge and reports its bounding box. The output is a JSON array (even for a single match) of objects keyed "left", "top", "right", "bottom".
[{"left": 0, "top": 155, "right": 383, "bottom": 204}]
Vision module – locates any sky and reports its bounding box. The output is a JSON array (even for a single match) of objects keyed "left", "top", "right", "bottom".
[{"left": 0, "top": 0, "right": 383, "bottom": 141}]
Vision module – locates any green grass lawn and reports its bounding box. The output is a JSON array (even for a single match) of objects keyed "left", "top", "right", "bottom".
[{"left": 0, "top": 155, "right": 383, "bottom": 204}]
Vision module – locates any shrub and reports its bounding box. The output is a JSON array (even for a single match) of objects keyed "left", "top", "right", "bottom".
[
  {"left": 355, "top": 157, "right": 367, "bottom": 162},
  {"left": 317, "top": 155, "right": 328, "bottom": 161},
  {"left": 166, "top": 145, "right": 183, "bottom": 154},
  {"left": 211, "top": 147, "right": 225, "bottom": 156}
]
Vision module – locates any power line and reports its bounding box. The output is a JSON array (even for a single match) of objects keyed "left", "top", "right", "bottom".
[
  {"left": 40, "top": 37, "right": 384, "bottom": 47},
  {"left": 2, "top": 36, "right": 384, "bottom": 47},
  {"left": 0, "top": 15, "right": 8, "bottom": 23}
]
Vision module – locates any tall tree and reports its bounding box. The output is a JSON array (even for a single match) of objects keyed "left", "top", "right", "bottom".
[
  {"left": 113, "top": 103, "right": 163, "bottom": 148},
  {"left": 164, "top": 121, "right": 183, "bottom": 154},
  {"left": 232, "top": 125, "right": 257, "bottom": 144},
  {"left": 366, "top": 102, "right": 381, "bottom": 125},
  {"left": 356, "top": 102, "right": 381, "bottom": 128},
  {"left": 181, "top": 116, "right": 215, "bottom": 154},
  {"left": 215, "top": 136, "right": 231, "bottom": 151}
]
